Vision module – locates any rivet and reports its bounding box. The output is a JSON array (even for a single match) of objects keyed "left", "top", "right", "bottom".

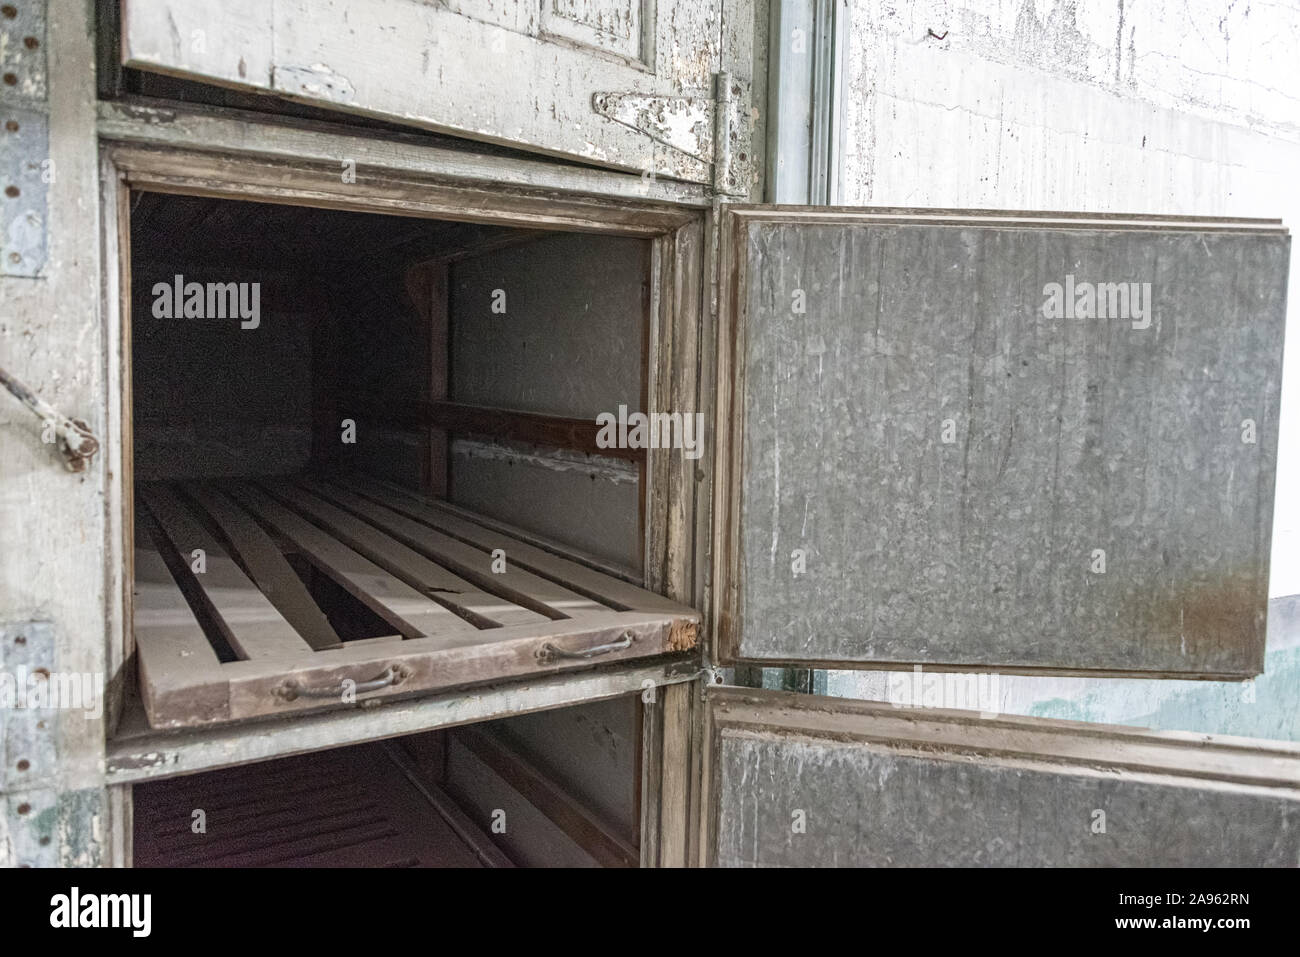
[
  {"left": 13, "top": 634, "right": 26, "bottom": 644},
  {"left": 22, "top": 36, "right": 37, "bottom": 50},
  {"left": 39, "top": 836, "right": 50, "bottom": 846},
  {"left": 0, "top": 6, "right": 16, "bottom": 19},
  {"left": 2, "top": 74, "right": 17, "bottom": 87},
  {"left": 4, "top": 185, "right": 19, "bottom": 198},
  {"left": 16, "top": 759, "right": 29, "bottom": 771},
  {"left": 16, "top": 803, "right": 30, "bottom": 815}
]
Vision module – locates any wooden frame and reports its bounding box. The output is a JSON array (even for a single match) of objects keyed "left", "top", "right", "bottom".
[
  {"left": 100, "top": 120, "right": 708, "bottom": 698},
  {"left": 95, "top": 99, "right": 713, "bottom": 869}
]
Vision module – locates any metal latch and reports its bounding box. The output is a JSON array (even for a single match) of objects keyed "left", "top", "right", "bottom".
[
  {"left": 0, "top": 365, "right": 100, "bottom": 472},
  {"left": 593, "top": 72, "right": 754, "bottom": 197}
]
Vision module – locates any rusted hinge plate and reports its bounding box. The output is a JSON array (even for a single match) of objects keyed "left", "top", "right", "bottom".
[{"left": 592, "top": 73, "right": 755, "bottom": 197}]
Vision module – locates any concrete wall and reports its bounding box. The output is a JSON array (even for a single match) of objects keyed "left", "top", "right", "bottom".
[{"left": 828, "top": 0, "right": 1300, "bottom": 736}]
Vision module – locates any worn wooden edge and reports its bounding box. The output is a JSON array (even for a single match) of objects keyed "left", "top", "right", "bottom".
[
  {"left": 723, "top": 655, "right": 1262, "bottom": 681},
  {"left": 452, "top": 725, "right": 638, "bottom": 868},
  {"left": 711, "top": 208, "right": 747, "bottom": 665},
  {"left": 656, "top": 681, "right": 692, "bottom": 867},
  {"left": 97, "top": 99, "right": 715, "bottom": 209},
  {"left": 107, "top": 144, "right": 693, "bottom": 238},
  {"left": 220, "top": 613, "right": 695, "bottom": 719},
  {"left": 107, "top": 660, "right": 701, "bottom": 784},
  {"left": 638, "top": 691, "right": 663, "bottom": 868},
  {"left": 103, "top": 155, "right": 134, "bottom": 740},
  {"left": 726, "top": 204, "right": 1289, "bottom": 234},
  {"left": 708, "top": 687, "right": 1300, "bottom": 786}
]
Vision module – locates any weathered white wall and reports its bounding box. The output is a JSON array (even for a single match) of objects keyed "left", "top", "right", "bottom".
[
  {"left": 841, "top": 0, "right": 1300, "bottom": 597},
  {"left": 0, "top": 0, "right": 114, "bottom": 863},
  {"left": 829, "top": 0, "right": 1300, "bottom": 735}
]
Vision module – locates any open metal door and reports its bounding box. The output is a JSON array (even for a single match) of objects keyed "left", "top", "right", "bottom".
[
  {"left": 715, "top": 207, "right": 1290, "bottom": 678},
  {"left": 118, "top": 0, "right": 758, "bottom": 190},
  {"left": 700, "top": 688, "right": 1300, "bottom": 866}
]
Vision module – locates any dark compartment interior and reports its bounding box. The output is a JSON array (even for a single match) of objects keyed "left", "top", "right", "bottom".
[
  {"left": 132, "top": 696, "right": 643, "bottom": 868},
  {"left": 127, "top": 194, "right": 660, "bottom": 865},
  {"left": 131, "top": 191, "right": 650, "bottom": 578}
]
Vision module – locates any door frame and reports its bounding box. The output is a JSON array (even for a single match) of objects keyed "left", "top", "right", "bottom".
[{"left": 97, "top": 99, "right": 716, "bottom": 865}]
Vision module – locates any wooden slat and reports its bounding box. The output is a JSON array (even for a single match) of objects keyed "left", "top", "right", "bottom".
[
  {"left": 183, "top": 483, "right": 344, "bottom": 651},
  {"left": 337, "top": 476, "right": 697, "bottom": 623},
  {"left": 132, "top": 515, "right": 230, "bottom": 727},
  {"left": 140, "top": 485, "right": 313, "bottom": 660},
  {"left": 302, "top": 479, "right": 610, "bottom": 621},
  {"left": 259, "top": 480, "right": 547, "bottom": 629},
  {"left": 224, "top": 483, "right": 483, "bottom": 642}
]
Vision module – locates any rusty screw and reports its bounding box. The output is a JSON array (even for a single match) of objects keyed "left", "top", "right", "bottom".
[
  {"left": 2, "top": 74, "right": 17, "bottom": 87},
  {"left": 23, "top": 36, "right": 37, "bottom": 49},
  {"left": 16, "top": 803, "right": 30, "bottom": 815},
  {"left": 0, "top": 6, "right": 16, "bottom": 19},
  {"left": 4, "top": 186, "right": 19, "bottom": 198},
  {"left": 13, "top": 634, "right": 25, "bottom": 645},
  {"left": 16, "top": 759, "right": 29, "bottom": 771},
  {"left": 4, "top": 120, "right": 17, "bottom": 132}
]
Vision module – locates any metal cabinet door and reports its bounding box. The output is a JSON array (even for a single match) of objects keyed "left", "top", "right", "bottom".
[
  {"left": 700, "top": 688, "right": 1300, "bottom": 867},
  {"left": 715, "top": 207, "right": 1289, "bottom": 678},
  {"left": 118, "top": 0, "right": 759, "bottom": 190}
]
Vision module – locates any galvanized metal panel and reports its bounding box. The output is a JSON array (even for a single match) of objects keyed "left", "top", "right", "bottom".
[
  {"left": 725, "top": 211, "right": 1289, "bottom": 677},
  {"left": 707, "top": 690, "right": 1300, "bottom": 867},
  {"left": 0, "top": 0, "right": 48, "bottom": 276},
  {"left": 0, "top": 621, "right": 56, "bottom": 793}
]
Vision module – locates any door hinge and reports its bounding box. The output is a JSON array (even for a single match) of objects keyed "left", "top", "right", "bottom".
[
  {"left": 592, "top": 72, "right": 755, "bottom": 198},
  {"left": 0, "top": 365, "right": 100, "bottom": 472}
]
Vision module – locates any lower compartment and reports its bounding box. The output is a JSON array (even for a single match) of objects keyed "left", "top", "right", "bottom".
[{"left": 132, "top": 696, "right": 642, "bottom": 868}]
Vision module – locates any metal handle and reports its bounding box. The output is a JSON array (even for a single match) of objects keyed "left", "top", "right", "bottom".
[
  {"left": 0, "top": 364, "right": 100, "bottom": 472},
  {"left": 539, "top": 632, "right": 633, "bottom": 663},
  {"left": 274, "top": 665, "right": 406, "bottom": 702}
]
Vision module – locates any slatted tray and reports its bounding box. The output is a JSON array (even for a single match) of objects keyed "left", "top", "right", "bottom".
[{"left": 132, "top": 476, "right": 698, "bottom": 728}]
